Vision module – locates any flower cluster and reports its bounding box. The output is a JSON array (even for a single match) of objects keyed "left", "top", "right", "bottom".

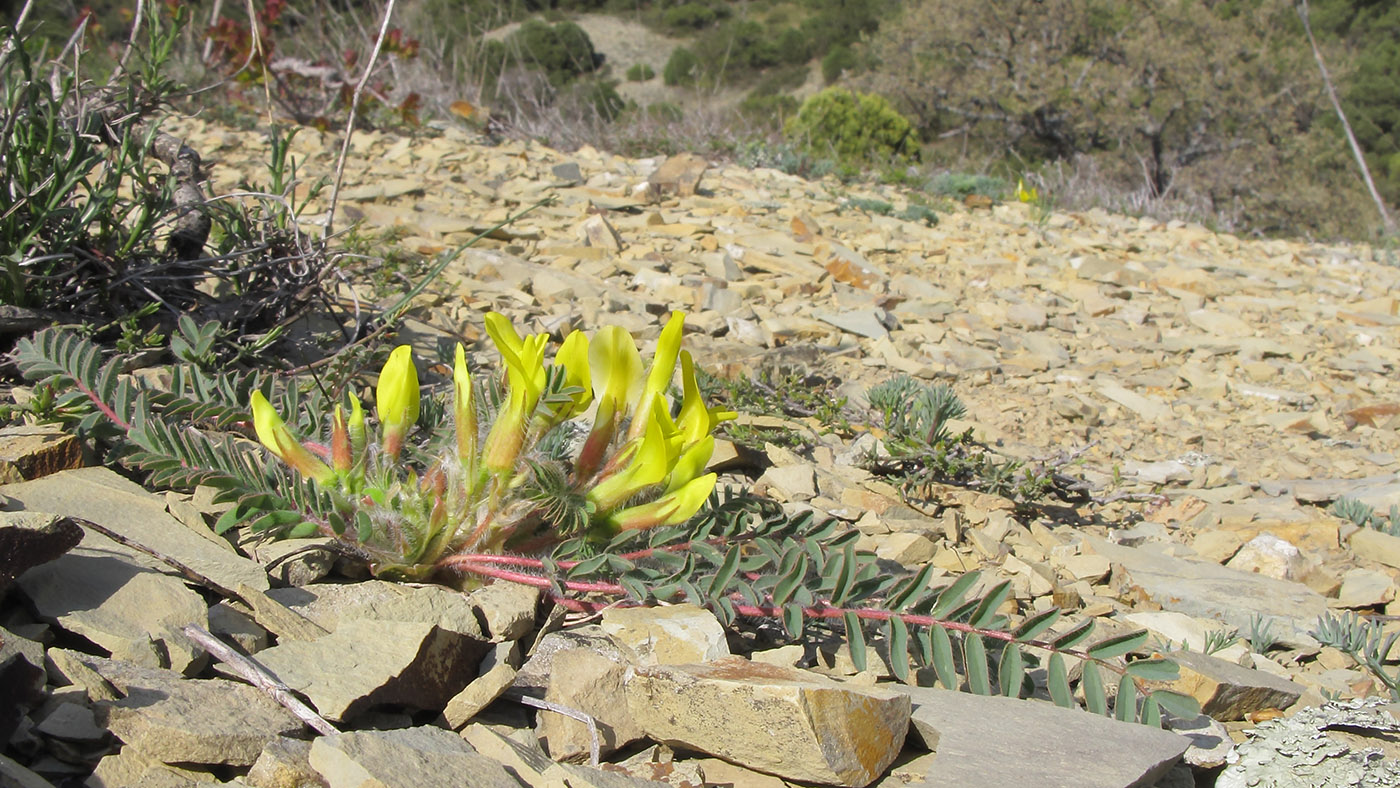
[{"left": 249, "top": 311, "right": 734, "bottom": 578}]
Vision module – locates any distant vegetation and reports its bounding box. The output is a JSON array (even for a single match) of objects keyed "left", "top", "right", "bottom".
[{"left": 4, "top": 0, "right": 1396, "bottom": 240}]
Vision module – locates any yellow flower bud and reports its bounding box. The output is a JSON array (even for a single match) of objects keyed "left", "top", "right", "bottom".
[
  {"left": 251, "top": 391, "right": 335, "bottom": 484},
  {"left": 377, "top": 345, "right": 420, "bottom": 459}
]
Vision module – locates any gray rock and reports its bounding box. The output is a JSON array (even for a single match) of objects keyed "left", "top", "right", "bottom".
[
  {"left": 813, "top": 308, "right": 891, "bottom": 340},
  {"left": 245, "top": 737, "right": 321, "bottom": 788},
  {"left": 538, "top": 646, "right": 645, "bottom": 761},
  {"left": 1084, "top": 535, "right": 1326, "bottom": 647},
  {"left": 308, "top": 726, "right": 521, "bottom": 788},
  {"left": 1, "top": 467, "right": 269, "bottom": 594},
  {"left": 0, "top": 511, "right": 81, "bottom": 591},
  {"left": 46, "top": 651, "right": 301, "bottom": 766},
  {"left": 1143, "top": 650, "right": 1303, "bottom": 722},
  {"left": 86, "top": 746, "right": 212, "bottom": 788},
  {"left": 1217, "top": 697, "right": 1400, "bottom": 788},
  {"left": 900, "top": 687, "right": 1188, "bottom": 788},
  {"left": 18, "top": 549, "right": 208, "bottom": 672},
  {"left": 1166, "top": 714, "right": 1234, "bottom": 769},
  {"left": 0, "top": 754, "right": 58, "bottom": 788},
  {"left": 252, "top": 618, "right": 487, "bottom": 721},
  {"left": 265, "top": 580, "right": 486, "bottom": 640}
]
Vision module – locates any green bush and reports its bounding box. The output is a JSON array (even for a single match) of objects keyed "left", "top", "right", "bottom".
[
  {"left": 507, "top": 19, "right": 601, "bottom": 86},
  {"left": 822, "top": 45, "right": 856, "bottom": 84},
  {"left": 661, "top": 3, "right": 723, "bottom": 31},
  {"left": 663, "top": 46, "right": 700, "bottom": 86},
  {"left": 696, "top": 20, "right": 780, "bottom": 72},
  {"left": 625, "top": 62, "right": 655, "bottom": 82},
  {"left": 646, "top": 102, "right": 684, "bottom": 123},
  {"left": 776, "top": 27, "right": 810, "bottom": 65},
  {"left": 739, "top": 90, "right": 799, "bottom": 124},
  {"left": 784, "top": 87, "right": 918, "bottom": 168}
]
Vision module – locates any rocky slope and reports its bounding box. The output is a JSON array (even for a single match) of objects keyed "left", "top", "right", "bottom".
[{"left": 3, "top": 115, "right": 1400, "bottom": 787}]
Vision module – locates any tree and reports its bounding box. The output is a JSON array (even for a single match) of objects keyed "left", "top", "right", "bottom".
[{"left": 858, "top": 0, "right": 1381, "bottom": 236}]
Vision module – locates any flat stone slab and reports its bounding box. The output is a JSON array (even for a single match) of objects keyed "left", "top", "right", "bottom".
[
  {"left": 1083, "top": 535, "right": 1326, "bottom": 647},
  {"left": 1, "top": 466, "right": 268, "bottom": 593},
  {"left": 901, "top": 687, "right": 1188, "bottom": 788},
  {"left": 253, "top": 618, "right": 487, "bottom": 721},
  {"left": 49, "top": 651, "right": 301, "bottom": 766},
  {"left": 18, "top": 549, "right": 208, "bottom": 672},
  {"left": 309, "top": 726, "right": 522, "bottom": 788},
  {"left": 626, "top": 657, "right": 909, "bottom": 788}
]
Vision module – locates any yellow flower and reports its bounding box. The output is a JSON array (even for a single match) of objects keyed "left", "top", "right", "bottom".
[
  {"left": 576, "top": 324, "right": 643, "bottom": 476},
  {"left": 1016, "top": 178, "right": 1039, "bottom": 204},
  {"left": 251, "top": 391, "right": 335, "bottom": 484},
  {"left": 604, "top": 473, "right": 717, "bottom": 532},
  {"left": 587, "top": 403, "right": 671, "bottom": 512},
  {"left": 377, "top": 345, "right": 420, "bottom": 459},
  {"left": 675, "top": 351, "right": 736, "bottom": 446},
  {"left": 628, "top": 311, "right": 686, "bottom": 440},
  {"left": 453, "top": 343, "right": 477, "bottom": 472},
  {"left": 553, "top": 329, "right": 592, "bottom": 422}
]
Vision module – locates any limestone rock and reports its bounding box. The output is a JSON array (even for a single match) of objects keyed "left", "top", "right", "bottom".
[
  {"left": 1350, "top": 527, "right": 1400, "bottom": 570},
  {"left": 647, "top": 153, "right": 708, "bottom": 198},
  {"left": 625, "top": 657, "right": 909, "bottom": 787},
  {"left": 1084, "top": 535, "right": 1326, "bottom": 647},
  {"left": 1225, "top": 534, "right": 1311, "bottom": 581},
  {"left": 18, "top": 548, "right": 208, "bottom": 672},
  {"left": 265, "top": 580, "right": 486, "bottom": 640},
  {"left": 599, "top": 604, "right": 730, "bottom": 666},
  {"left": 0, "top": 425, "right": 82, "bottom": 482},
  {"left": 252, "top": 618, "right": 487, "bottom": 721},
  {"left": 901, "top": 687, "right": 1188, "bottom": 788},
  {"left": 538, "top": 647, "right": 645, "bottom": 761},
  {"left": 1142, "top": 650, "right": 1304, "bottom": 721},
  {"left": 308, "top": 726, "right": 521, "bottom": 788},
  {"left": 2, "top": 466, "right": 269, "bottom": 594},
  {"left": 244, "top": 737, "right": 321, "bottom": 788},
  {"left": 102, "top": 676, "right": 304, "bottom": 767}
]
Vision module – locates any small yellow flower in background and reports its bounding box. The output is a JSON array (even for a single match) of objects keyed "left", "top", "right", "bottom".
[
  {"left": 377, "top": 345, "right": 420, "bottom": 459},
  {"left": 251, "top": 391, "right": 335, "bottom": 485},
  {"left": 1016, "top": 178, "right": 1040, "bottom": 204}
]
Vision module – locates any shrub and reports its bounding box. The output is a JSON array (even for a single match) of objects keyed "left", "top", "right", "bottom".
[
  {"left": 822, "top": 45, "right": 856, "bottom": 84},
  {"left": 776, "top": 27, "right": 810, "bottom": 65},
  {"left": 662, "top": 3, "right": 720, "bottom": 31},
  {"left": 507, "top": 19, "right": 601, "bottom": 86},
  {"left": 646, "top": 102, "right": 684, "bottom": 123},
  {"left": 625, "top": 62, "right": 655, "bottom": 82},
  {"left": 927, "top": 172, "right": 1005, "bottom": 200},
  {"left": 739, "top": 91, "right": 799, "bottom": 125},
  {"left": 663, "top": 46, "right": 700, "bottom": 86},
  {"left": 784, "top": 87, "right": 918, "bottom": 168}
]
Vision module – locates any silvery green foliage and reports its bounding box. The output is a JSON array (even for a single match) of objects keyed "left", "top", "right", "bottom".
[
  {"left": 1217, "top": 697, "right": 1400, "bottom": 788},
  {"left": 1311, "top": 611, "right": 1400, "bottom": 700}
]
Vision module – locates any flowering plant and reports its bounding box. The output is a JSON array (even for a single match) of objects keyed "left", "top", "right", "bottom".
[{"left": 248, "top": 311, "right": 734, "bottom": 579}]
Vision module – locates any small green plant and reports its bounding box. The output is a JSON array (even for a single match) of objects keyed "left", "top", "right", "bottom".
[
  {"left": 928, "top": 172, "right": 1005, "bottom": 201},
  {"left": 784, "top": 87, "right": 919, "bottom": 170},
  {"left": 1247, "top": 613, "right": 1280, "bottom": 654},
  {"left": 1202, "top": 627, "right": 1240, "bottom": 656},
  {"left": 1330, "top": 496, "right": 1400, "bottom": 536},
  {"left": 1311, "top": 611, "right": 1400, "bottom": 700},
  {"left": 699, "top": 367, "right": 851, "bottom": 438},
  {"left": 861, "top": 376, "right": 1076, "bottom": 505},
  {"left": 625, "top": 63, "right": 655, "bottom": 82}
]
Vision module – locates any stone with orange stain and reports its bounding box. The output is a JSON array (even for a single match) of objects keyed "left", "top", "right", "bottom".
[{"left": 624, "top": 657, "right": 909, "bottom": 787}]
